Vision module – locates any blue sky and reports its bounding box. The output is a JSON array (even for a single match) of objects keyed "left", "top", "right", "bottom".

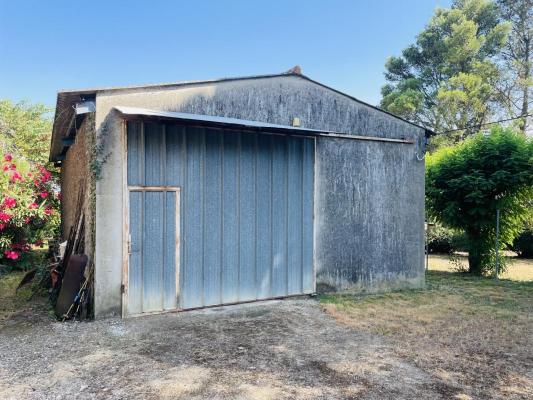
[{"left": 0, "top": 0, "right": 451, "bottom": 108}]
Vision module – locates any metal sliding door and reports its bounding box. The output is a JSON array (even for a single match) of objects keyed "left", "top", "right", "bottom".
[{"left": 125, "top": 121, "right": 314, "bottom": 314}]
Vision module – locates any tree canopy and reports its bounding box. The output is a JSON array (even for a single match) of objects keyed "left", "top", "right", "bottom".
[
  {"left": 0, "top": 100, "right": 53, "bottom": 166},
  {"left": 380, "top": 0, "right": 509, "bottom": 146},
  {"left": 426, "top": 126, "right": 533, "bottom": 274},
  {"left": 496, "top": 0, "right": 533, "bottom": 134}
]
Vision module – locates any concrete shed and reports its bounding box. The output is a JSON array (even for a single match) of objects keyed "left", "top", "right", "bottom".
[{"left": 50, "top": 69, "right": 431, "bottom": 318}]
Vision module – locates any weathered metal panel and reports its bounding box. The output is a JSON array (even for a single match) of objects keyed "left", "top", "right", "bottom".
[
  {"left": 271, "top": 136, "right": 288, "bottom": 297},
  {"left": 239, "top": 133, "right": 257, "bottom": 302},
  {"left": 127, "top": 122, "right": 143, "bottom": 185},
  {"left": 302, "top": 139, "right": 315, "bottom": 292},
  {"left": 127, "top": 191, "right": 143, "bottom": 314},
  {"left": 127, "top": 122, "right": 314, "bottom": 312},
  {"left": 164, "top": 125, "right": 185, "bottom": 187},
  {"left": 182, "top": 128, "right": 204, "bottom": 309},
  {"left": 142, "top": 191, "right": 164, "bottom": 312},
  {"left": 163, "top": 191, "right": 177, "bottom": 310},
  {"left": 144, "top": 123, "right": 163, "bottom": 186},
  {"left": 255, "top": 135, "right": 273, "bottom": 298},
  {"left": 203, "top": 130, "right": 223, "bottom": 306},
  {"left": 287, "top": 138, "right": 303, "bottom": 295},
  {"left": 221, "top": 132, "right": 240, "bottom": 304}
]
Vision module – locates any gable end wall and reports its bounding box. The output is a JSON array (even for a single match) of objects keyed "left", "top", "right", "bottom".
[{"left": 93, "top": 75, "right": 425, "bottom": 317}]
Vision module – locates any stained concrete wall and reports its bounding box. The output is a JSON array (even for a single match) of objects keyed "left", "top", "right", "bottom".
[
  {"left": 93, "top": 74, "right": 426, "bottom": 317},
  {"left": 315, "top": 137, "right": 425, "bottom": 292}
]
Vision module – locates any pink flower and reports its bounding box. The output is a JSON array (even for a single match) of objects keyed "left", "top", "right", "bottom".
[
  {"left": 38, "top": 166, "right": 51, "bottom": 183},
  {"left": 4, "top": 250, "right": 19, "bottom": 260},
  {"left": 0, "top": 224, "right": 5, "bottom": 230},
  {"left": 40, "top": 192, "right": 48, "bottom": 199},
  {"left": 10, "top": 171, "right": 22, "bottom": 182},
  {"left": 2, "top": 165, "right": 9, "bottom": 172},
  {"left": 41, "top": 172, "right": 51, "bottom": 183},
  {"left": 44, "top": 207, "right": 53, "bottom": 216},
  {"left": 28, "top": 202, "right": 38, "bottom": 209},
  {"left": 35, "top": 240, "right": 43, "bottom": 247},
  {"left": 11, "top": 243, "right": 30, "bottom": 252},
  {"left": 24, "top": 217, "right": 30, "bottom": 224},
  {"left": 3, "top": 197, "right": 16, "bottom": 208},
  {"left": 9, "top": 163, "right": 16, "bottom": 170},
  {"left": 0, "top": 212, "right": 11, "bottom": 222},
  {"left": 4, "top": 154, "right": 12, "bottom": 162},
  {"left": 27, "top": 172, "right": 33, "bottom": 178}
]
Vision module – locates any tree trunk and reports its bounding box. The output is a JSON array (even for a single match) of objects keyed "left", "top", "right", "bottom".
[
  {"left": 520, "top": 35, "right": 530, "bottom": 134},
  {"left": 468, "top": 251, "right": 484, "bottom": 275},
  {"left": 520, "top": 69, "right": 530, "bottom": 134},
  {"left": 466, "top": 231, "right": 484, "bottom": 275}
]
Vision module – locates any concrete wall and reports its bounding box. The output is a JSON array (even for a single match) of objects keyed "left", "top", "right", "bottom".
[
  {"left": 93, "top": 74, "right": 426, "bottom": 317},
  {"left": 315, "top": 137, "right": 425, "bottom": 292},
  {"left": 60, "top": 113, "right": 94, "bottom": 259}
]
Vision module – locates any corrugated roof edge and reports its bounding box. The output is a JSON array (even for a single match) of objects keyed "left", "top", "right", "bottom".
[
  {"left": 50, "top": 71, "right": 435, "bottom": 161},
  {"left": 115, "top": 106, "right": 329, "bottom": 134}
]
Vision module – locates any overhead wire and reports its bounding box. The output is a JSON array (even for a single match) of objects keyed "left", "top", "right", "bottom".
[{"left": 438, "top": 113, "right": 532, "bottom": 134}]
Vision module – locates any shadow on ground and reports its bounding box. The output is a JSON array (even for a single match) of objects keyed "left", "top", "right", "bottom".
[{"left": 0, "top": 299, "right": 463, "bottom": 400}]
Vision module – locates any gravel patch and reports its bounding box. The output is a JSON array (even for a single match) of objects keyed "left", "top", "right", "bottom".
[{"left": 0, "top": 299, "right": 459, "bottom": 399}]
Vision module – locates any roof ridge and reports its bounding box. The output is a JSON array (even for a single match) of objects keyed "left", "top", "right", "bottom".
[{"left": 56, "top": 71, "right": 299, "bottom": 95}]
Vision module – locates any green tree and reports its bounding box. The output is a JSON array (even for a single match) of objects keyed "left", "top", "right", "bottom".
[
  {"left": 380, "top": 0, "right": 509, "bottom": 146},
  {"left": 0, "top": 100, "right": 52, "bottom": 166},
  {"left": 496, "top": 0, "right": 533, "bottom": 134},
  {"left": 426, "top": 126, "right": 533, "bottom": 275}
]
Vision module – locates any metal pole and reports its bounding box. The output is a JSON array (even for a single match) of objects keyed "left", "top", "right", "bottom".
[
  {"left": 494, "top": 209, "right": 500, "bottom": 280},
  {"left": 425, "top": 222, "right": 429, "bottom": 272}
]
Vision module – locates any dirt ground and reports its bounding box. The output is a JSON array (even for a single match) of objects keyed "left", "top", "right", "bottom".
[
  {"left": 0, "top": 297, "right": 483, "bottom": 400},
  {"left": 0, "top": 269, "right": 531, "bottom": 400}
]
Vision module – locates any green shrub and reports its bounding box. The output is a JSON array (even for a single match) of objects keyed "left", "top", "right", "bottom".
[
  {"left": 427, "top": 225, "right": 454, "bottom": 253},
  {"left": 512, "top": 229, "right": 533, "bottom": 258},
  {"left": 427, "top": 225, "right": 468, "bottom": 254},
  {"left": 0, "top": 153, "right": 59, "bottom": 271}
]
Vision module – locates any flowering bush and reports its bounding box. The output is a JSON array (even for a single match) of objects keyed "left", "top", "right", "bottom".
[{"left": 0, "top": 153, "right": 59, "bottom": 268}]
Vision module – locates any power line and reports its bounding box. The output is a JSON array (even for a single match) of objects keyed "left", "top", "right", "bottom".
[{"left": 439, "top": 113, "right": 532, "bottom": 134}]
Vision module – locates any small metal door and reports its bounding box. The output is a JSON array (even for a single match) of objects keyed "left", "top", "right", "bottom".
[{"left": 126, "top": 187, "right": 180, "bottom": 315}]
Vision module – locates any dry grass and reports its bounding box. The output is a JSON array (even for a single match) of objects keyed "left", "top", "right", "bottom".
[
  {"left": 321, "top": 271, "right": 533, "bottom": 399},
  {"left": 428, "top": 253, "right": 533, "bottom": 281}
]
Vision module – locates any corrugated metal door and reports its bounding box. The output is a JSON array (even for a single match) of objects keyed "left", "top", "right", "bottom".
[
  {"left": 126, "top": 121, "right": 314, "bottom": 313},
  {"left": 125, "top": 121, "right": 180, "bottom": 315},
  {"left": 127, "top": 188, "right": 179, "bottom": 315}
]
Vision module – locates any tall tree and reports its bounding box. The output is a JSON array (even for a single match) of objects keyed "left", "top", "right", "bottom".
[
  {"left": 496, "top": 0, "right": 533, "bottom": 135},
  {"left": 0, "top": 100, "right": 52, "bottom": 166},
  {"left": 380, "top": 0, "right": 509, "bottom": 145}
]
